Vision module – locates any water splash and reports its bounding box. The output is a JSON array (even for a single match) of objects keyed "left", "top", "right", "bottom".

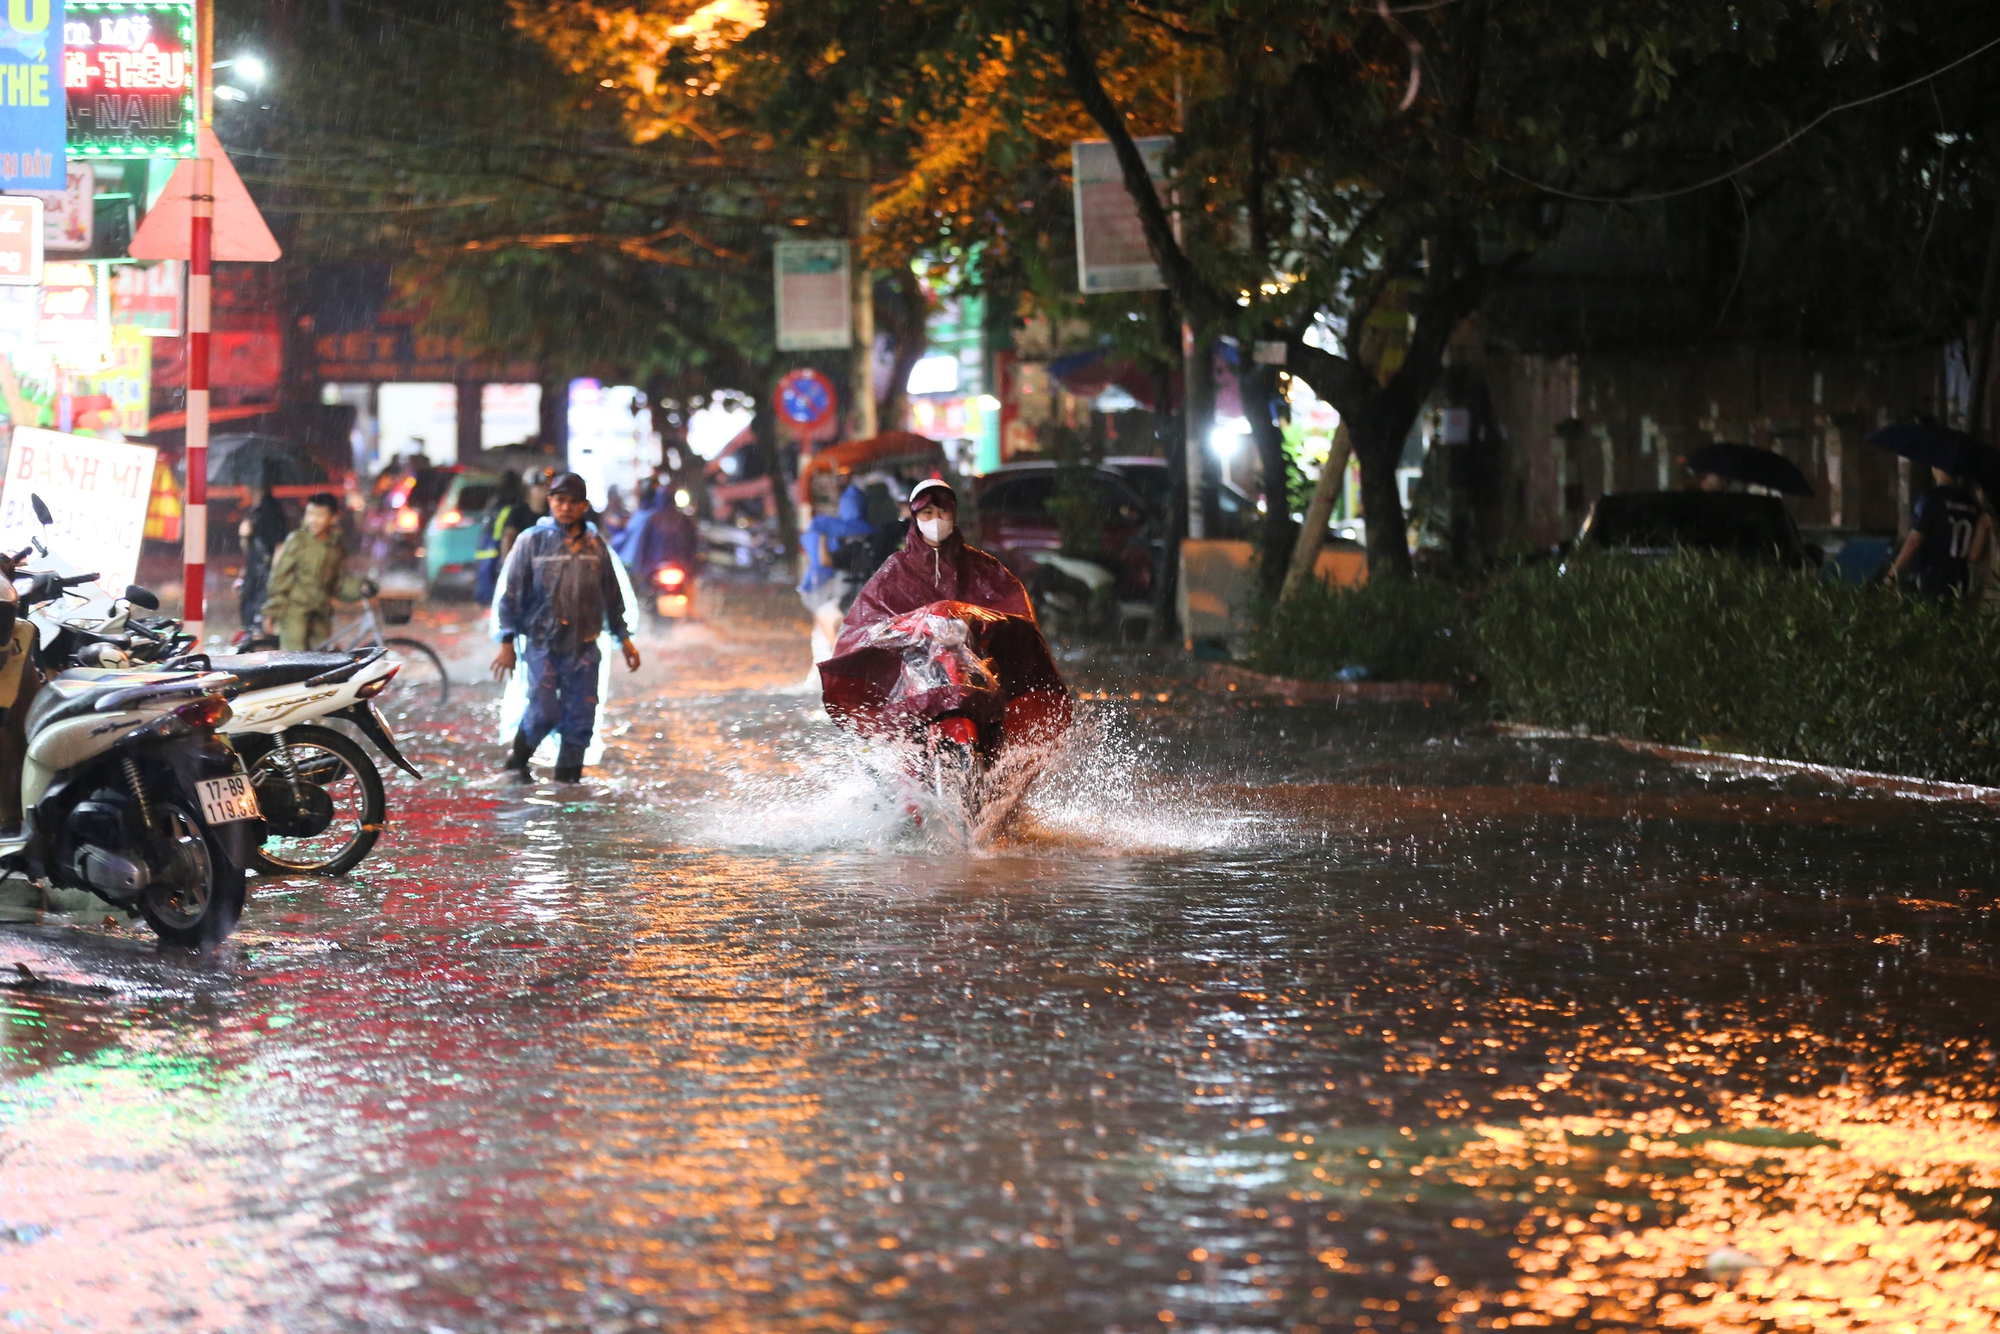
[{"left": 691, "top": 703, "right": 1273, "bottom": 856}]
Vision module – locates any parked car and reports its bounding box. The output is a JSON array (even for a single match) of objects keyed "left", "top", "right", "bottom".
[
  {"left": 423, "top": 470, "right": 504, "bottom": 593},
  {"left": 1573, "top": 492, "right": 1820, "bottom": 568},
  {"left": 972, "top": 463, "right": 1161, "bottom": 596},
  {"left": 1100, "top": 455, "right": 1256, "bottom": 540}
]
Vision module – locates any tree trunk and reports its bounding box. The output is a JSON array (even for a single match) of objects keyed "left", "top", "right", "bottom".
[
  {"left": 874, "top": 273, "right": 930, "bottom": 435},
  {"left": 1352, "top": 418, "right": 1413, "bottom": 579},
  {"left": 1280, "top": 423, "right": 1352, "bottom": 604},
  {"left": 1245, "top": 363, "right": 1295, "bottom": 598}
]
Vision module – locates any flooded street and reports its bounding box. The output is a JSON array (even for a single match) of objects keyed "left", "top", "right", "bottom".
[{"left": 3, "top": 600, "right": 1997, "bottom": 1333}]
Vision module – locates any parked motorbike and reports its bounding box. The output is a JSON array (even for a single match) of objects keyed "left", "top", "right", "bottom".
[
  {"left": 18, "top": 501, "right": 421, "bottom": 877},
  {"left": 818, "top": 600, "right": 1072, "bottom": 826},
  {"left": 0, "top": 551, "right": 261, "bottom": 945}
]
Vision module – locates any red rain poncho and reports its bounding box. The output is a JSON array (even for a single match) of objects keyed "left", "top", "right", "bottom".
[
  {"left": 822, "top": 527, "right": 1070, "bottom": 747},
  {"left": 833, "top": 528, "right": 1032, "bottom": 656}
]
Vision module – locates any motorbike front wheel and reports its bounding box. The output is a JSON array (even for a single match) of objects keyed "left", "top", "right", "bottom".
[
  {"left": 139, "top": 801, "right": 248, "bottom": 947},
  {"left": 243, "top": 725, "right": 387, "bottom": 876},
  {"left": 928, "top": 737, "right": 987, "bottom": 829}
]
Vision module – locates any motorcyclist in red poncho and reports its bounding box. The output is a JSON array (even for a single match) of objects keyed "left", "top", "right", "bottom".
[
  {"left": 833, "top": 480, "right": 1032, "bottom": 653},
  {"left": 820, "top": 480, "right": 1072, "bottom": 809}
]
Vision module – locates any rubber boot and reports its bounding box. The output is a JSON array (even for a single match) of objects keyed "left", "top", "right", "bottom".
[
  {"left": 553, "top": 743, "right": 587, "bottom": 783},
  {"left": 503, "top": 733, "right": 534, "bottom": 777}
]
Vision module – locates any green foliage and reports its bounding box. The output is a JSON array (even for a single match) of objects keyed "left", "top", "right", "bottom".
[
  {"left": 1476, "top": 554, "right": 2000, "bottom": 784},
  {"left": 1250, "top": 578, "right": 1477, "bottom": 684}
]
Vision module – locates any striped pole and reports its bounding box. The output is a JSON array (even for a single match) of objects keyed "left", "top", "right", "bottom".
[{"left": 182, "top": 157, "right": 214, "bottom": 642}]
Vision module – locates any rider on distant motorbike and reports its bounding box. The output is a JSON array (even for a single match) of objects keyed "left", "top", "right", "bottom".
[{"left": 834, "top": 479, "right": 1033, "bottom": 656}]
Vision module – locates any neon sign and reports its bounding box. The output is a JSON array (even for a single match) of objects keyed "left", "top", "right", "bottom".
[{"left": 61, "top": 0, "right": 194, "bottom": 158}]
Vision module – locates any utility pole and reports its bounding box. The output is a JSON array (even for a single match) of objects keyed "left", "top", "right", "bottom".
[
  {"left": 850, "top": 165, "right": 877, "bottom": 440},
  {"left": 1182, "top": 322, "right": 1211, "bottom": 539},
  {"left": 182, "top": 0, "right": 215, "bottom": 641}
]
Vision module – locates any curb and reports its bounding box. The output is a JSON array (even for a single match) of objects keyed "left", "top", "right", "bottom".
[
  {"left": 1205, "top": 663, "right": 1458, "bottom": 704},
  {"left": 1493, "top": 723, "right": 2000, "bottom": 807}
]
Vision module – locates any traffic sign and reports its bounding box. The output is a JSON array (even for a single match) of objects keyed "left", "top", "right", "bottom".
[
  {"left": 0, "top": 197, "right": 45, "bottom": 286},
  {"left": 776, "top": 367, "right": 836, "bottom": 428}
]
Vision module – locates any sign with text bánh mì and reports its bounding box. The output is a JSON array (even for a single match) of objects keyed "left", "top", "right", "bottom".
[{"left": 62, "top": 1, "right": 196, "bottom": 158}]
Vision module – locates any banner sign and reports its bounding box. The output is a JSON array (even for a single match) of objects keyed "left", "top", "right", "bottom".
[
  {"left": 1072, "top": 136, "right": 1171, "bottom": 294},
  {"left": 0, "top": 426, "right": 158, "bottom": 592},
  {"left": 62, "top": 0, "right": 197, "bottom": 159},
  {"left": 0, "top": 195, "right": 43, "bottom": 285},
  {"left": 109, "top": 255, "right": 177, "bottom": 333},
  {"left": 0, "top": 0, "right": 64, "bottom": 188},
  {"left": 774, "top": 239, "right": 851, "bottom": 351}
]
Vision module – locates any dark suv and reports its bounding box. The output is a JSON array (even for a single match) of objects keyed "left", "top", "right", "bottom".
[{"left": 1576, "top": 492, "right": 1819, "bottom": 568}]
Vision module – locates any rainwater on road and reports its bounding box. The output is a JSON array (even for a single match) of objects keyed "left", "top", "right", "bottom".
[{"left": 3, "top": 595, "right": 1997, "bottom": 1332}]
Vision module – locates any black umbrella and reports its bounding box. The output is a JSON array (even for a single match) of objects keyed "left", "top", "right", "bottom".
[
  {"left": 208, "top": 434, "right": 330, "bottom": 489},
  {"left": 1684, "top": 442, "right": 1813, "bottom": 497},
  {"left": 1865, "top": 422, "right": 2000, "bottom": 494}
]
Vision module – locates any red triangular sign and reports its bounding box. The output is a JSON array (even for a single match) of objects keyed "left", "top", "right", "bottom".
[{"left": 129, "top": 126, "right": 281, "bottom": 263}]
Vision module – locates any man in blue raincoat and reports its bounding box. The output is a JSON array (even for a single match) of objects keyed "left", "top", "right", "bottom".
[{"left": 491, "top": 473, "right": 642, "bottom": 781}]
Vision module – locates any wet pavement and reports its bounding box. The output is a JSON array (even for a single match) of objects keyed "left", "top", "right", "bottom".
[{"left": 3, "top": 591, "right": 1997, "bottom": 1332}]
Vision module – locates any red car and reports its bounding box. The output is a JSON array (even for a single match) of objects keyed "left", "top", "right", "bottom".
[{"left": 970, "top": 463, "right": 1162, "bottom": 596}]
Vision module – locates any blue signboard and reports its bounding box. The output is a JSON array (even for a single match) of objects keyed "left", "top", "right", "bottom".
[{"left": 0, "top": 0, "right": 65, "bottom": 188}]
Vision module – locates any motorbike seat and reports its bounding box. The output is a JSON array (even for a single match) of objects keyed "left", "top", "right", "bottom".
[{"left": 224, "top": 651, "right": 366, "bottom": 692}]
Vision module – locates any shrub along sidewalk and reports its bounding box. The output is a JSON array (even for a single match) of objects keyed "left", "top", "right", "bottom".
[
  {"left": 1248, "top": 554, "right": 2000, "bottom": 786},
  {"left": 1474, "top": 554, "right": 2000, "bottom": 786}
]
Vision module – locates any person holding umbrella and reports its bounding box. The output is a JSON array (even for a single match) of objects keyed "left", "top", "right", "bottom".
[
  {"left": 1866, "top": 424, "right": 2000, "bottom": 600},
  {"left": 1886, "top": 466, "right": 1993, "bottom": 600}
]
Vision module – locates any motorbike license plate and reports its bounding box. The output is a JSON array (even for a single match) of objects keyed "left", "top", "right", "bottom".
[
  {"left": 656, "top": 593, "right": 690, "bottom": 617},
  {"left": 196, "top": 774, "right": 262, "bottom": 825}
]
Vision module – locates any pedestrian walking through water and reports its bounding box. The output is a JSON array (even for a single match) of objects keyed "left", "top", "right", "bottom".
[{"left": 491, "top": 472, "right": 642, "bottom": 781}]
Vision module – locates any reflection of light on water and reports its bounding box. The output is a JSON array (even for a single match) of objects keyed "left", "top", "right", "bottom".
[{"left": 1440, "top": 1094, "right": 2000, "bottom": 1330}]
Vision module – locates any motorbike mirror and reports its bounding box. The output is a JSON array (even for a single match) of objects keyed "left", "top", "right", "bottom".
[
  {"left": 30, "top": 494, "right": 51, "bottom": 527},
  {"left": 125, "top": 584, "right": 160, "bottom": 610}
]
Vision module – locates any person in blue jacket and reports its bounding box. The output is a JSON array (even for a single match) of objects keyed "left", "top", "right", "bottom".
[
  {"left": 491, "top": 473, "right": 642, "bottom": 781},
  {"left": 799, "top": 481, "right": 877, "bottom": 663},
  {"left": 616, "top": 478, "right": 700, "bottom": 599}
]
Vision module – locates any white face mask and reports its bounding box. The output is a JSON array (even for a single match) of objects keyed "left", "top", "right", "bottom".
[{"left": 917, "top": 513, "right": 954, "bottom": 544}]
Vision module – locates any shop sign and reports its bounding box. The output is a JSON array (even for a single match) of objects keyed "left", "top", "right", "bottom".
[
  {"left": 20, "top": 159, "right": 91, "bottom": 250},
  {"left": 68, "top": 323, "right": 148, "bottom": 434},
  {"left": 0, "top": 194, "right": 43, "bottom": 284},
  {"left": 62, "top": 0, "right": 197, "bottom": 159},
  {"left": 0, "top": 0, "right": 65, "bottom": 189},
  {"left": 109, "top": 255, "right": 177, "bottom": 333},
  {"left": 35, "top": 258, "right": 106, "bottom": 358}
]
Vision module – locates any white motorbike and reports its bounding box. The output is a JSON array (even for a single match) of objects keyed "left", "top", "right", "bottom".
[
  {"left": 18, "top": 500, "right": 422, "bottom": 879},
  {"left": 0, "top": 642, "right": 262, "bottom": 945},
  {"left": 213, "top": 649, "right": 420, "bottom": 876}
]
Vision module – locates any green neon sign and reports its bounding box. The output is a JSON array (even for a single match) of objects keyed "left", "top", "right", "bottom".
[{"left": 62, "top": 1, "right": 197, "bottom": 159}]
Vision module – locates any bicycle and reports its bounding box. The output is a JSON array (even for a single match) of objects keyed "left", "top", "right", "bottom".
[{"left": 238, "top": 595, "right": 450, "bottom": 711}]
